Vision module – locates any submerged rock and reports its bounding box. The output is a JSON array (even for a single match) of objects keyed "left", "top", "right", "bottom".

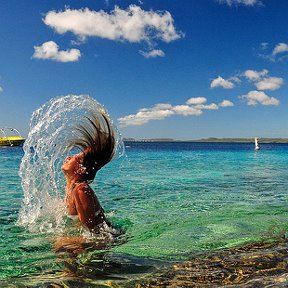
[{"left": 136, "top": 239, "right": 288, "bottom": 287}]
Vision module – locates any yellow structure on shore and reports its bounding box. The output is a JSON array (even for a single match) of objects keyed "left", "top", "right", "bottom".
[{"left": 0, "top": 128, "right": 25, "bottom": 146}]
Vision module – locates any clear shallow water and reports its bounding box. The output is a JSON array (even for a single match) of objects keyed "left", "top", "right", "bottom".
[{"left": 1, "top": 142, "right": 288, "bottom": 286}]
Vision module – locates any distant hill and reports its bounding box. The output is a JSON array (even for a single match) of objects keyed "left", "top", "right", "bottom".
[
  {"left": 123, "top": 138, "right": 175, "bottom": 142},
  {"left": 190, "top": 137, "right": 288, "bottom": 143},
  {"left": 123, "top": 137, "right": 288, "bottom": 143}
]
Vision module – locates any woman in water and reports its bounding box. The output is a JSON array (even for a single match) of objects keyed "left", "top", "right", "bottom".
[{"left": 62, "top": 111, "right": 115, "bottom": 233}]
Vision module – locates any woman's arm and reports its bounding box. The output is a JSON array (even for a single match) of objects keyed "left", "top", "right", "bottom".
[
  {"left": 73, "top": 184, "right": 103, "bottom": 230},
  {"left": 65, "top": 189, "right": 78, "bottom": 216}
]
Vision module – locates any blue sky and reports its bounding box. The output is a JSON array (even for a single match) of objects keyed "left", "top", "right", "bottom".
[{"left": 0, "top": 0, "right": 287, "bottom": 140}]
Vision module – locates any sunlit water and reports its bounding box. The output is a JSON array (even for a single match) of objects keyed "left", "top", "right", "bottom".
[{"left": 1, "top": 112, "right": 288, "bottom": 286}]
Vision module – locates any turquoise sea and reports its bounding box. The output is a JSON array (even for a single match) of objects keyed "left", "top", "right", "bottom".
[{"left": 1, "top": 142, "right": 288, "bottom": 287}]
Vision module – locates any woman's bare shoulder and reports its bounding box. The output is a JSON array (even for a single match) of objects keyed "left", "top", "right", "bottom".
[
  {"left": 75, "top": 182, "right": 90, "bottom": 190},
  {"left": 75, "top": 182, "right": 94, "bottom": 196}
]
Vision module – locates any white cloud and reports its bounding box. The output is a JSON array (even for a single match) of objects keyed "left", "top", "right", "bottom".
[
  {"left": 272, "top": 43, "right": 288, "bottom": 57},
  {"left": 217, "top": 0, "right": 263, "bottom": 6},
  {"left": 140, "top": 49, "right": 165, "bottom": 58},
  {"left": 243, "top": 69, "right": 268, "bottom": 81},
  {"left": 118, "top": 97, "right": 229, "bottom": 127},
  {"left": 255, "top": 77, "right": 283, "bottom": 91},
  {"left": 243, "top": 69, "right": 283, "bottom": 90},
  {"left": 32, "top": 41, "right": 81, "bottom": 62},
  {"left": 172, "top": 105, "right": 203, "bottom": 116},
  {"left": 240, "top": 90, "right": 280, "bottom": 106},
  {"left": 44, "top": 6, "right": 183, "bottom": 44},
  {"left": 212, "top": 69, "right": 282, "bottom": 91},
  {"left": 153, "top": 103, "right": 173, "bottom": 110},
  {"left": 219, "top": 100, "right": 234, "bottom": 107},
  {"left": 139, "top": 103, "right": 173, "bottom": 112},
  {"left": 0, "top": 86, "right": 3, "bottom": 93},
  {"left": 186, "top": 97, "right": 207, "bottom": 105},
  {"left": 194, "top": 103, "right": 219, "bottom": 110},
  {"left": 118, "top": 105, "right": 175, "bottom": 126},
  {"left": 229, "top": 76, "right": 241, "bottom": 84},
  {"left": 210, "top": 76, "right": 235, "bottom": 89},
  {"left": 257, "top": 42, "right": 288, "bottom": 62}
]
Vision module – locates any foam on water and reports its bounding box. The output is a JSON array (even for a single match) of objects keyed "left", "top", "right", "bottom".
[{"left": 17, "top": 94, "right": 124, "bottom": 233}]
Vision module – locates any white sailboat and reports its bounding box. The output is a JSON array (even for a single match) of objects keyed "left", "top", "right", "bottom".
[{"left": 254, "top": 137, "right": 260, "bottom": 150}]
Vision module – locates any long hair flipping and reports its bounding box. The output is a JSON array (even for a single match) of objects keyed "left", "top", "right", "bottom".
[{"left": 69, "top": 110, "right": 116, "bottom": 182}]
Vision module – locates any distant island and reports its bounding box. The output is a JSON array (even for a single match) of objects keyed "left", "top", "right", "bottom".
[{"left": 123, "top": 137, "right": 288, "bottom": 143}]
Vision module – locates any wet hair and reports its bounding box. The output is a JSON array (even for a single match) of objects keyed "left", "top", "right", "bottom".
[{"left": 69, "top": 111, "right": 115, "bottom": 182}]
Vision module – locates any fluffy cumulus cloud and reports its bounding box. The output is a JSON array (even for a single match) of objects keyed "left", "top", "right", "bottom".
[
  {"left": 118, "top": 97, "right": 232, "bottom": 127},
  {"left": 208, "top": 69, "right": 282, "bottom": 109},
  {"left": 173, "top": 105, "right": 203, "bottom": 116},
  {"left": 272, "top": 43, "right": 288, "bottom": 57},
  {"left": 118, "top": 105, "right": 174, "bottom": 126},
  {"left": 219, "top": 100, "right": 234, "bottom": 107},
  {"left": 186, "top": 97, "right": 207, "bottom": 105},
  {"left": 32, "top": 41, "right": 81, "bottom": 62},
  {"left": 255, "top": 77, "right": 283, "bottom": 91},
  {"left": 210, "top": 76, "right": 235, "bottom": 89},
  {"left": 243, "top": 69, "right": 283, "bottom": 91},
  {"left": 194, "top": 103, "right": 219, "bottom": 110},
  {"left": 244, "top": 69, "right": 268, "bottom": 81},
  {"left": 240, "top": 90, "right": 280, "bottom": 106},
  {"left": 217, "top": 0, "right": 263, "bottom": 6},
  {"left": 257, "top": 42, "right": 288, "bottom": 62},
  {"left": 140, "top": 49, "right": 165, "bottom": 58},
  {"left": 44, "top": 5, "right": 182, "bottom": 46}
]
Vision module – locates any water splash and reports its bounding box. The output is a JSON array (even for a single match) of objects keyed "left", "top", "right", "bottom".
[{"left": 17, "top": 95, "right": 124, "bottom": 232}]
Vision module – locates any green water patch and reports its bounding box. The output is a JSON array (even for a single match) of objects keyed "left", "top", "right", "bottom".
[{"left": 111, "top": 202, "right": 288, "bottom": 259}]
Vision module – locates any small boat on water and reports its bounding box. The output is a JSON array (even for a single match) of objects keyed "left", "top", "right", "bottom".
[
  {"left": 255, "top": 137, "right": 260, "bottom": 150},
  {"left": 0, "top": 128, "right": 25, "bottom": 146}
]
